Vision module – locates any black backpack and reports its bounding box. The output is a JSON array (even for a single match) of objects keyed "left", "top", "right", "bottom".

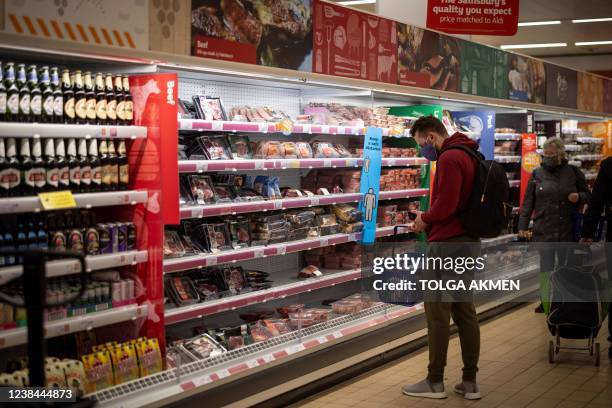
[{"left": 440, "top": 145, "right": 510, "bottom": 238}]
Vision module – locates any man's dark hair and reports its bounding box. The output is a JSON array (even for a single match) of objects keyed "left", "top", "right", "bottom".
[{"left": 410, "top": 115, "right": 448, "bottom": 137}]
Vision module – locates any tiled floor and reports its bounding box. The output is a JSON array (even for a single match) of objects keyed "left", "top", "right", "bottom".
[{"left": 290, "top": 304, "right": 612, "bottom": 408}]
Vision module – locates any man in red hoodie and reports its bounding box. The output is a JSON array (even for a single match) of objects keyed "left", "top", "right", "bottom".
[{"left": 402, "top": 116, "right": 481, "bottom": 401}]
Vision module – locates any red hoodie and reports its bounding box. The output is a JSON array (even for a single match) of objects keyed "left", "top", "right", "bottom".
[{"left": 421, "top": 132, "right": 479, "bottom": 242}]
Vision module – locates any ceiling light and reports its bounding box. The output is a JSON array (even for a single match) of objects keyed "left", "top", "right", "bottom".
[
  {"left": 575, "top": 40, "right": 612, "bottom": 46},
  {"left": 518, "top": 20, "right": 561, "bottom": 27},
  {"left": 571, "top": 17, "right": 612, "bottom": 23},
  {"left": 338, "top": 0, "right": 376, "bottom": 5},
  {"left": 500, "top": 43, "right": 567, "bottom": 49}
]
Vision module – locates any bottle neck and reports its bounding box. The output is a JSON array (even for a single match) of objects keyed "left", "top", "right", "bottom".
[
  {"left": 66, "top": 139, "right": 77, "bottom": 157},
  {"left": 88, "top": 139, "right": 99, "bottom": 156},
  {"left": 44, "top": 139, "right": 55, "bottom": 158},
  {"left": 77, "top": 139, "right": 87, "bottom": 157},
  {"left": 7, "top": 139, "right": 18, "bottom": 158},
  {"left": 20, "top": 139, "right": 31, "bottom": 157},
  {"left": 55, "top": 139, "right": 66, "bottom": 157}
]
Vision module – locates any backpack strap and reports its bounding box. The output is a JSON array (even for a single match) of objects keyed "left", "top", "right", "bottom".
[{"left": 440, "top": 144, "right": 484, "bottom": 162}]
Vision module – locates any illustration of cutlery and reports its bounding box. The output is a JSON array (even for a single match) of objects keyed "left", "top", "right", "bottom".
[
  {"left": 325, "top": 22, "right": 333, "bottom": 73},
  {"left": 324, "top": 5, "right": 344, "bottom": 18},
  {"left": 362, "top": 21, "right": 366, "bottom": 78},
  {"left": 335, "top": 54, "right": 360, "bottom": 67},
  {"left": 334, "top": 65, "right": 361, "bottom": 76}
]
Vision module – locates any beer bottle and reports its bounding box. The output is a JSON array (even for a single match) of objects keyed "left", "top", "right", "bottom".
[
  {"left": 39, "top": 66, "right": 54, "bottom": 123},
  {"left": 16, "top": 64, "right": 30, "bottom": 122},
  {"left": 43, "top": 138, "right": 59, "bottom": 191},
  {"left": 99, "top": 139, "right": 111, "bottom": 191},
  {"left": 27, "top": 219, "right": 38, "bottom": 249},
  {"left": 66, "top": 138, "right": 80, "bottom": 192},
  {"left": 74, "top": 71, "right": 87, "bottom": 124},
  {"left": 55, "top": 138, "right": 70, "bottom": 190},
  {"left": 49, "top": 213, "right": 66, "bottom": 251},
  {"left": 94, "top": 73, "right": 107, "bottom": 124},
  {"left": 37, "top": 218, "right": 49, "bottom": 250},
  {"left": 61, "top": 69, "right": 75, "bottom": 124},
  {"left": 105, "top": 74, "right": 117, "bottom": 125},
  {"left": 107, "top": 139, "right": 119, "bottom": 190},
  {"left": 5, "top": 63, "right": 19, "bottom": 122},
  {"left": 50, "top": 67, "right": 63, "bottom": 123},
  {"left": 117, "top": 139, "right": 128, "bottom": 190},
  {"left": 0, "top": 63, "right": 6, "bottom": 121},
  {"left": 78, "top": 138, "right": 91, "bottom": 192},
  {"left": 83, "top": 72, "right": 96, "bottom": 124},
  {"left": 27, "top": 65, "right": 42, "bottom": 123},
  {"left": 19, "top": 138, "right": 33, "bottom": 196},
  {"left": 114, "top": 76, "right": 125, "bottom": 125},
  {"left": 30, "top": 138, "right": 46, "bottom": 193},
  {"left": 5, "top": 138, "right": 20, "bottom": 196},
  {"left": 88, "top": 139, "right": 101, "bottom": 192},
  {"left": 66, "top": 211, "right": 84, "bottom": 253},
  {"left": 122, "top": 76, "right": 133, "bottom": 125},
  {"left": 0, "top": 138, "right": 8, "bottom": 196}
]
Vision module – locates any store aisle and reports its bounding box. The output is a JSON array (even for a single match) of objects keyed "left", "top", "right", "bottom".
[{"left": 290, "top": 304, "right": 611, "bottom": 408}]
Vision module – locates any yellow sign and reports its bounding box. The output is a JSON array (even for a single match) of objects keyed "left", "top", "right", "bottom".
[{"left": 38, "top": 191, "right": 77, "bottom": 211}]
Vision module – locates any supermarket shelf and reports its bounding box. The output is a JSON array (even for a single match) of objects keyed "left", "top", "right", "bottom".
[
  {"left": 180, "top": 189, "right": 428, "bottom": 219},
  {"left": 571, "top": 154, "right": 603, "bottom": 161},
  {"left": 0, "top": 123, "right": 147, "bottom": 139},
  {"left": 0, "top": 304, "right": 148, "bottom": 350},
  {"left": 494, "top": 155, "right": 521, "bottom": 163},
  {"left": 568, "top": 160, "right": 581, "bottom": 167},
  {"left": 481, "top": 234, "right": 518, "bottom": 249},
  {"left": 585, "top": 173, "right": 598, "bottom": 181},
  {"left": 508, "top": 180, "right": 520, "bottom": 188},
  {"left": 88, "top": 303, "right": 422, "bottom": 407},
  {"left": 0, "top": 250, "right": 149, "bottom": 285},
  {"left": 163, "top": 225, "right": 407, "bottom": 274},
  {"left": 165, "top": 269, "right": 362, "bottom": 325},
  {"left": 177, "top": 157, "right": 427, "bottom": 173},
  {"left": 0, "top": 190, "right": 148, "bottom": 215},
  {"left": 178, "top": 119, "right": 407, "bottom": 137},
  {"left": 575, "top": 137, "right": 603, "bottom": 144},
  {"left": 494, "top": 133, "right": 521, "bottom": 141},
  {"left": 563, "top": 144, "right": 582, "bottom": 152}
]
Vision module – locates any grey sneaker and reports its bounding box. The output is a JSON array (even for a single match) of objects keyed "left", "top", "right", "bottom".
[
  {"left": 454, "top": 381, "right": 481, "bottom": 400},
  {"left": 402, "top": 379, "right": 447, "bottom": 399}
]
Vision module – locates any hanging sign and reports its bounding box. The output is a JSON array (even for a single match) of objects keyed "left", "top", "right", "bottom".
[
  {"left": 359, "top": 127, "right": 383, "bottom": 244},
  {"left": 426, "top": 0, "right": 519, "bottom": 36}
]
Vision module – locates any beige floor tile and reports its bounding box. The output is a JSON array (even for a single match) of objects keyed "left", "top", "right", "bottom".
[{"left": 292, "top": 304, "right": 609, "bottom": 408}]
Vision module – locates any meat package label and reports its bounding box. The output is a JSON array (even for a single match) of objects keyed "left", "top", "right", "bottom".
[{"left": 312, "top": 0, "right": 397, "bottom": 84}]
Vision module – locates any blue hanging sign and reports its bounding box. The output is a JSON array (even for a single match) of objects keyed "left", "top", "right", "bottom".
[
  {"left": 359, "top": 127, "right": 383, "bottom": 244},
  {"left": 451, "top": 110, "right": 495, "bottom": 160}
]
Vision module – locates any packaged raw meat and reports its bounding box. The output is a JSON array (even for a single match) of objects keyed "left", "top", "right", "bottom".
[
  {"left": 228, "top": 135, "right": 252, "bottom": 159},
  {"left": 312, "top": 142, "right": 339, "bottom": 158},
  {"left": 280, "top": 141, "right": 298, "bottom": 158},
  {"left": 298, "top": 265, "right": 322, "bottom": 279},
  {"left": 276, "top": 304, "right": 304, "bottom": 318},
  {"left": 295, "top": 141, "right": 313, "bottom": 158},
  {"left": 332, "top": 204, "right": 363, "bottom": 223},
  {"left": 254, "top": 140, "right": 283, "bottom": 158}
]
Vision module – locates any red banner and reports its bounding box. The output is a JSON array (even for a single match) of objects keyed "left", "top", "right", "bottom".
[
  {"left": 313, "top": 0, "right": 397, "bottom": 84},
  {"left": 426, "top": 0, "right": 519, "bottom": 36},
  {"left": 519, "top": 133, "right": 539, "bottom": 207}
]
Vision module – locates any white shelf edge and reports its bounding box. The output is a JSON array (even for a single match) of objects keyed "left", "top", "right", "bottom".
[
  {"left": 0, "top": 123, "right": 147, "bottom": 139},
  {"left": 0, "top": 304, "right": 148, "bottom": 349},
  {"left": 0, "top": 190, "right": 148, "bottom": 215},
  {"left": 0, "top": 250, "right": 148, "bottom": 285},
  {"left": 180, "top": 189, "right": 428, "bottom": 219}
]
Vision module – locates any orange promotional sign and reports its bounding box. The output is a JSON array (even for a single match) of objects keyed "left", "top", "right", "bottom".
[{"left": 519, "top": 133, "right": 540, "bottom": 207}]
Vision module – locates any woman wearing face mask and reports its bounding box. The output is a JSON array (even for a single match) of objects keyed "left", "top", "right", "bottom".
[{"left": 518, "top": 137, "right": 591, "bottom": 312}]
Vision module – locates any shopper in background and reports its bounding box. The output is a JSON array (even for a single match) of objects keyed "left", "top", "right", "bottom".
[
  {"left": 402, "top": 116, "right": 481, "bottom": 400},
  {"left": 518, "top": 137, "right": 590, "bottom": 313},
  {"left": 580, "top": 156, "right": 612, "bottom": 359}
]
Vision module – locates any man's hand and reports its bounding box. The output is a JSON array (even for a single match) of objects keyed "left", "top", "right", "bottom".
[
  {"left": 568, "top": 193, "right": 579, "bottom": 203},
  {"left": 412, "top": 210, "right": 427, "bottom": 233},
  {"left": 518, "top": 230, "right": 529, "bottom": 239}
]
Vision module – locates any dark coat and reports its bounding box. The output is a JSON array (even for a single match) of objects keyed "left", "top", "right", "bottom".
[
  {"left": 518, "top": 162, "right": 591, "bottom": 242},
  {"left": 581, "top": 157, "right": 612, "bottom": 241}
]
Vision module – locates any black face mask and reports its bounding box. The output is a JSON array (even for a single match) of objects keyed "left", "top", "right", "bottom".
[{"left": 542, "top": 156, "right": 560, "bottom": 168}]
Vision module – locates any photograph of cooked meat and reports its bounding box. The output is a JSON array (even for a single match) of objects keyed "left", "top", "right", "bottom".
[{"left": 191, "top": 0, "right": 312, "bottom": 70}]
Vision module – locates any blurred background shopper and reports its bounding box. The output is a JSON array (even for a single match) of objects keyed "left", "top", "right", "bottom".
[
  {"left": 518, "top": 138, "right": 590, "bottom": 312},
  {"left": 581, "top": 156, "right": 612, "bottom": 359},
  {"left": 403, "top": 116, "right": 481, "bottom": 401}
]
